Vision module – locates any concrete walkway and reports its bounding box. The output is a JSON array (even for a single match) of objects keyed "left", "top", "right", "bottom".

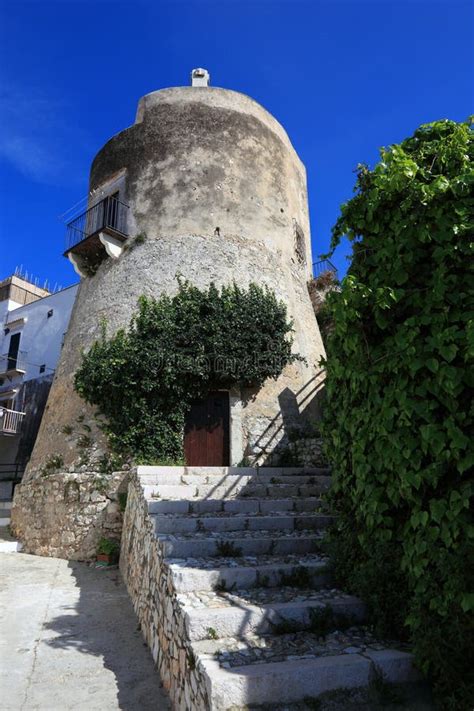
[{"left": 0, "top": 551, "right": 170, "bottom": 710}]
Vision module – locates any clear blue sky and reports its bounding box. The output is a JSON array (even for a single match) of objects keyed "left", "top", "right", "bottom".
[{"left": 0, "top": 0, "right": 472, "bottom": 289}]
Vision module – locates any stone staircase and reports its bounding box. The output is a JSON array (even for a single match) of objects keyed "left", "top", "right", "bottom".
[
  {"left": 120, "top": 466, "right": 419, "bottom": 710},
  {"left": 0, "top": 499, "right": 12, "bottom": 527}
]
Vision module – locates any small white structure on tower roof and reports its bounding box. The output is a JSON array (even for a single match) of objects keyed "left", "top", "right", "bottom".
[{"left": 191, "top": 67, "right": 210, "bottom": 87}]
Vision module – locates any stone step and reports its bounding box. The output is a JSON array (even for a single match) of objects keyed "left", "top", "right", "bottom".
[
  {"left": 240, "top": 483, "right": 330, "bottom": 498},
  {"left": 160, "top": 529, "right": 324, "bottom": 558},
  {"left": 148, "top": 496, "right": 323, "bottom": 515},
  {"left": 0, "top": 539, "right": 22, "bottom": 552},
  {"left": 152, "top": 511, "right": 334, "bottom": 534},
  {"left": 138, "top": 465, "right": 330, "bottom": 481},
  {"left": 182, "top": 590, "right": 366, "bottom": 641},
  {"left": 197, "top": 645, "right": 419, "bottom": 709},
  {"left": 179, "top": 584, "right": 352, "bottom": 610},
  {"left": 144, "top": 481, "right": 329, "bottom": 501},
  {"left": 140, "top": 472, "right": 330, "bottom": 487},
  {"left": 0, "top": 525, "right": 22, "bottom": 553},
  {"left": 143, "top": 484, "right": 247, "bottom": 501},
  {"left": 168, "top": 554, "right": 331, "bottom": 593}
]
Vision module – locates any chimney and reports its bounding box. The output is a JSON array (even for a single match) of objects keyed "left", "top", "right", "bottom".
[{"left": 191, "top": 68, "right": 210, "bottom": 87}]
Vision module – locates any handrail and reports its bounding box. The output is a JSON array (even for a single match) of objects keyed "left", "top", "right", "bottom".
[
  {"left": 0, "top": 461, "right": 27, "bottom": 481},
  {"left": 312, "top": 259, "right": 338, "bottom": 277}
]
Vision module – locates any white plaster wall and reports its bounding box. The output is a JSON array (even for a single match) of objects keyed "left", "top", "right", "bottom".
[
  {"left": 0, "top": 299, "right": 23, "bottom": 328},
  {"left": 0, "top": 284, "right": 78, "bottom": 384}
]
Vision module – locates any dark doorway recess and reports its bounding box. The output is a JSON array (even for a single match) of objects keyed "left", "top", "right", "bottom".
[
  {"left": 184, "top": 391, "right": 230, "bottom": 466},
  {"left": 7, "top": 333, "right": 21, "bottom": 370}
]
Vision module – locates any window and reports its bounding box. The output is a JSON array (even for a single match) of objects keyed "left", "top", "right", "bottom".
[
  {"left": 47, "top": 309, "right": 53, "bottom": 318},
  {"left": 39, "top": 364, "right": 46, "bottom": 374}
]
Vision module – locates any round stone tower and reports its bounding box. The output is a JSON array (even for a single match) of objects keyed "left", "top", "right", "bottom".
[{"left": 26, "top": 71, "right": 326, "bottom": 474}]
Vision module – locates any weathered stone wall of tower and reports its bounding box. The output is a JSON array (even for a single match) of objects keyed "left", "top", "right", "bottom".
[{"left": 19, "top": 86, "right": 325, "bottom": 481}]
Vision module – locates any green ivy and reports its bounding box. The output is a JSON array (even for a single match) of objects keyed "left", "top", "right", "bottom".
[
  {"left": 74, "top": 280, "right": 300, "bottom": 464},
  {"left": 322, "top": 118, "right": 474, "bottom": 710}
]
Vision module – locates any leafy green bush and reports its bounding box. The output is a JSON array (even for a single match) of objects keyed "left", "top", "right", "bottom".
[
  {"left": 97, "top": 537, "right": 120, "bottom": 556},
  {"left": 74, "top": 281, "right": 299, "bottom": 463},
  {"left": 322, "top": 118, "right": 474, "bottom": 709}
]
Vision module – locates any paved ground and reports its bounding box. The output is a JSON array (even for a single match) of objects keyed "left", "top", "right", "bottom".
[{"left": 0, "top": 550, "right": 170, "bottom": 710}]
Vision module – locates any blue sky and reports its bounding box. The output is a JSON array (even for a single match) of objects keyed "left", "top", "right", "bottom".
[{"left": 0, "top": 0, "right": 472, "bottom": 289}]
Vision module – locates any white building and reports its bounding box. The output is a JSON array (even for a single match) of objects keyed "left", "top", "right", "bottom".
[{"left": 0, "top": 274, "right": 78, "bottom": 499}]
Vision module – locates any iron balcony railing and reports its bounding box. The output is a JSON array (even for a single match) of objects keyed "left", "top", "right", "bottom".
[
  {"left": 0, "top": 462, "right": 26, "bottom": 490},
  {"left": 0, "top": 350, "right": 28, "bottom": 374},
  {"left": 0, "top": 408, "right": 26, "bottom": 435},
  {"left": 65, "top": 196, "right": 129, "bottom": 252},
  {"left": 313, "top": 259, "right": 338, "bottom": 278}
]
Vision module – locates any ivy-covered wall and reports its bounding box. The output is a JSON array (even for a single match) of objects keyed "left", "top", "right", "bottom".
[
  {"left": 321, "top": 118, "right": 473, "bottom": 710},
  {"left": 74, "top": 282, "right": 306, "bottom": 466}
]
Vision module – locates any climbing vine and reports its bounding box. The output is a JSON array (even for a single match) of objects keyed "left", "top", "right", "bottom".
[
  {"left": 74, "top": 281, "right": 300, "bottom": 463},
  {"left": 321, "top": 118, "right": 474, "bottom": 709}
]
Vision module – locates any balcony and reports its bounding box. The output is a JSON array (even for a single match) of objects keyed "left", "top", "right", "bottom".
[
  {"left": 64, "top": 196, "right": 129, "bottom": 275},
  {"left": 0, "top": 407, "right": 25, "bottom": 435},
  {"left": 312, "top": 259, "right": 338, "bottom": 279},
  {"left": 0, "top": 351, "right": 27, "bottom": 377}
]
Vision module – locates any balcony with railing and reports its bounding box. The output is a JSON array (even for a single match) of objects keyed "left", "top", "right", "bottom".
[
  {"left": 0, "top": 351, "right": 27, "bottom": 377},
  {"left": 64, "top": 196, "right": 129, "bottom": 261},
  {"left": 0, "top": 407, "right": 25, "bottom": 435},
  {"left": 312, "top": 258, "right": 338, "bottom": 279}
]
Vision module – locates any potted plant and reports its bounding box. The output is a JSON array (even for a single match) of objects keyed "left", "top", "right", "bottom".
[{"left": 96, "top": 537, "right": 120, "bottom": 566}]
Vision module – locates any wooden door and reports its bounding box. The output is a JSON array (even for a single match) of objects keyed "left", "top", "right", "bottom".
[{"left": 184, "top": 391, "right": 230, "bottom": 466}]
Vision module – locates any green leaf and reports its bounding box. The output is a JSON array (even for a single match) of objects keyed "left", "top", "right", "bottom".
[
  {"left": 426, "top": 358, "right": 439, "bottom": 373},
  {"left": 430, "top": 500, "right": 446, "bottom": 524},
  {"left": 461, "top": 593, "right": 474, "bottom": 613},
  {"left": 440, "top": 344, "right": 458, "bottom": 362}
]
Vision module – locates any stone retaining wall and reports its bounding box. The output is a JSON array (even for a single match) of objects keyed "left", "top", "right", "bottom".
[
  {"left": 11, "top": 470, "right": 128, "bottom": 559},
  {"left": 120, "top": 469, "right": 209, "bottom": 710},
  {"left": 265, "top": 435, "right": 327, "bottom": 467},
  {"left": 286, "top": 436, "right": 326, "bottom": 466}
]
